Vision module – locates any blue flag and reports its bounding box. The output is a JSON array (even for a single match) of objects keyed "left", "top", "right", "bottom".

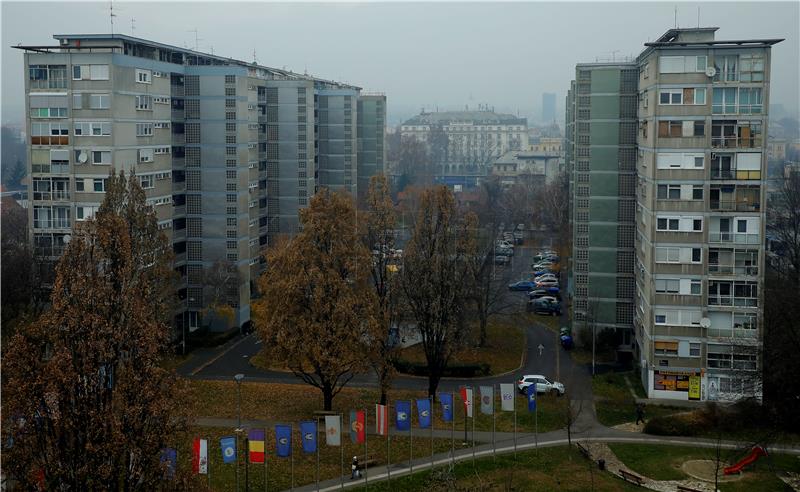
[
  {"left": 299, "top": 420, "right": 317, "bottom": 454},
  {"left": 438, "top": 393, "right": 454, "bottom": 422},
  {"left": 395, "top": 400, "right": 411, "bottom": 431},
  {"left": 526, "top": 383, "right": 537, "bottom": 412},
  {"left": 220, "top": 436, "right": 237, "bottom": 464},
  {"left": 160, "top": 448, "right": 177, "bottom": 480},
  {"left": 275, "top": 425, "right": 292, "bottom": 457},
  {"left": 416, "top": 398, "right": 432, "bottom": 429}
]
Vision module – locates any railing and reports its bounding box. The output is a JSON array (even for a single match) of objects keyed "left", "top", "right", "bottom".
[
  {"left": 33, "top": 190, "right": 70, "bottom": 201},
  {"left": 708, "top": 264, "right": 759, "bottom": 276},
  {"left": 710, "top": 168, "right": 761, "bottom": 180},
  {"left": 31, "top": 136, "right": 69, "bottom": 145},
  {"left": 710, "top": 200, "right": 760, "bottom": 212},
  {"left": 707, "top": 327, "right": 758, "bottom": 339},
  {"left": 711, "top": 136, "right": 762, "bottom": 149},
  {"left": 34, "top": 218, "right": 71, "bottom": 229},
  {"left": 709, "top": 232, "right": 760, "bottom": 244},
  {"left": 708, "top": 296, "right": 758, "bottom": 308}
]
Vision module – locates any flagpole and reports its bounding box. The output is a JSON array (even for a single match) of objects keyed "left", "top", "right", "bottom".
[
  {"left": 471, "top": 387, "right": 476, "bottom": 467},
  {"left": 290, "top": 423, "right": 295, "bottom": 491},
  {"left": 513, "top": 388, "right": 517, "bottom": 461},
  {"left": 245, "top": 436, "right": 250, "bottom": 492},
  {"left": 535, "top": 399, "right": 539, "bottom": 456},
  {"left": 340, "top": 413, "right": 344, "bottom": 491},
  {"left": 236, "top": 431, "right": 241, "bottom": 492},
  {"left": 450, "top": 391, "right": 455, "bottom": 468},
  {"left": 363, "top": 407, "right": 368, "bottom": 489},
  {"left": 387, "top": 404, "right": 391, "bottom": 486},
  {"left": 492, "top": 385, "right": 496, "bottom": 462},
  {"left": 429, "top": 395, "right": 434, "bottom": 471},
  {"left": 409, "top": 401, "right": 414, "bottom": 474},
  {"left": 316, "top": 417, "right": 320, "bottom": 492},
  {"left": 265, "top": 432, "right": 269, "bottom": 492},
  {"left": 208, "top": 437, "right": 212, "bottom": 490}
]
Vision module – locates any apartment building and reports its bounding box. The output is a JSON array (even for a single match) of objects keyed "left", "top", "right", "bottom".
[
  {"left": 400, "top": 110, "right": 528, "bottom": 175},
  {"left": 356, "top": 94, "right": 387, "bottom": 205},
  {"left": 567, "top": 63, "right": 638, "bottom": 353},
  {"left": 566, "top": 27, "right": 780, "bottom": 402},
  {"left": 19, "top": 33, "right": 383, "bottom": 339}
]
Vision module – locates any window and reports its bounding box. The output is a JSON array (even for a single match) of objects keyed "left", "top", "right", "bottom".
[
  {"left": 692, "top": 185, "right": 703, "bottom": 200},
  {"left": 654, "top": 341, "right": 678, "bottom": 356},
  {"left": 74, "top": 122, "right": 111, "bottom": 137},
  {"left": 692, "top": 248, "right": 701, "bottom": 263},
  {"left": 738, "top": 88, "right": 763, "bottom": 114},
  {"left": 76, "top": 205, "right": 99, "bottom": 221},
  {"left": 712, "top": 87, "right": 737, "bottom": 114},
  {"left": 73, "top": 93, "right": 83, "bottom": 109},
  {"left": 737, "top": 219, "right": 747, "bottom": 233},
  {"left": 135, "top": 69, "right": 152, "bottom": 84},
  {"left": 657, "top": 184, "right": 681, "bottom": 200},
  {"left": 135, "top": 95, "right": 152, "bottom": 110},
  {"left": 226, "top": 194, "right": 237, "bottom": 203},
  {"left": 92, "top": 150, "right": 111, "bottom": 164},
  {"left": 138, "top": 148, "right": 154, "bottom": 163},
  {"left": 93, "top": 178, "right": 107, "bottom": 192},
  {"left": 658, "top": 120, "right": 683, "bottom": 137},
  {"left": 690, "top": 280, "right": 702, "bottom": 295},
  {"left": 655, "top": 279, "right": 680, "bottom": 293},
  {"left": 73, "top": 65, "right": 109, "bottom": 81},
  {"left": 656, "top": 152, "right": 705, "bottom": 170},
  {"left": 139, "top": 175, "right": 154, "bottom": 189},
  {"left": 659, "top": 90, "right": 682, "bottom": 105},
  {"left": 657, "top": 218, "right": 679, "bottom": 231},
  {"left": 739, "top": 54, "right": 764, "bottom": 82},
  {"left": 78, "top": 95, "right": 101, "bottom": 112},
  {"left": 136, "top": 123, "right": 154, "bottom": 137},
  {"left": 694, "top": 121, "right": 705, "bottom": 136},
  {"left": 659, "top": 55, "right": 707, "bottom": 73},
  {"left": 689, "top": 343, "right": 701, "bottom": 357}
]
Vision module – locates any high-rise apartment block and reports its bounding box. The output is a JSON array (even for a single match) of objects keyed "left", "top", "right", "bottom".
[
  {"left": 357, "top": 94, "right": 387, "bottom": 204},
  {"left": 19, "top": 34, "right": 386, "bottom": 337},
  {"left": 541, "top": 92, "right": 556, "bottom": 123},
  {"left": 566, "top": 28, "right": 781, "bottom": 402}
]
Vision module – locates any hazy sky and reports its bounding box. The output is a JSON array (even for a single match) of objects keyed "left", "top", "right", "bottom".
[{"left": 2, "top": 1, "right": 799, "bottom": 126}]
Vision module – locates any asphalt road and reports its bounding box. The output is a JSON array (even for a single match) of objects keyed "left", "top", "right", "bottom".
[{"left": 179, "top": 231, "right": 591, "bottom": 399}]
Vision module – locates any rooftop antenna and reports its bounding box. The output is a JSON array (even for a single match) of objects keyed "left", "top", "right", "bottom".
[
  {"left": 610, "top": 49, "right": 620, "bottom": 62},
  {"left": 674, "top": 5, "right": 678, "bottom": 28},
  {"left": 252, "top": 48, "right": 257, "bottom": 64},
  {"left": 130, "top": 17, "right": 135, "bottom": 36},
  {"left": 209, "top": 46, "right": 214, "bottom": 55},
  {"left": 187, "top": 29, "right": 202, "bottom": 51},
  {"left": 109, "top": 0, "right": 117, "bottom": 36},
  {"left": 697, "top": 7, "right": 700, "bottom": 27}
]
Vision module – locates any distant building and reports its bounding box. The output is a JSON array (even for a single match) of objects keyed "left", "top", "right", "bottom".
[
  {"left": 400, "top": 109, "right": 528, "bottom": 178},
  {"left": 767, "top": 137, "right": 786, "bottom": 161},
  {"left": 356, "top": 93, "right": 387, "bottom": 205},
  {"left": 491, "top": 150, "right": 557, "bottom": 187},
  {"left": 541, "top": 93, "right": 556, "bottom": 123}
]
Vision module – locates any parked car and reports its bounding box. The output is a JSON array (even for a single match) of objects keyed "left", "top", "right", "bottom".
[
  {"left": 529, "top": 297, "right": 562, "bottom": 316},
  {"left": 535, "top": 278, "right": 560, "bottom": 288},
  {"left": 532, "top": 261, "right": 554, "bottom": 270},
  {"left": 517, "top": 224, "right": 525, "bottom": 231},
  {"left": 508, "top": 280, "right": 537, "bottom": 291},
  {"left": 528, "top": 287, "right": 561, "bottom": 300},
  {"left": 533, "top": 273, "right": 557, "bottom": 281},
  {"left": 494, "top": 255, "right": 510, "bottom": 265},
  {"left": 496, "top": 240, "right": 514, "bottom": 249},
  {"left": 497, "top": 247, "right": 514, "bottom": 257},
  {"left": 517, "top": 375, "right": 565, "bottom": 395}
]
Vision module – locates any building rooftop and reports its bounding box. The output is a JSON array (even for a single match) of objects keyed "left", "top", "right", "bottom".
[
  {"left": 645, "top": 27, "right": 782, "bottom": 48},
  {"left": 402, "top": 110, "right": 527, "bottom": 127},
  {"left": 13, "top": 33, "right": 361, "bottom": 90}
]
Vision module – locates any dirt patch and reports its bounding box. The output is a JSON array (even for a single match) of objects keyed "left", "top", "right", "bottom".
[{"left": 681, "top": 459, "right": 743, "bottom": 483}]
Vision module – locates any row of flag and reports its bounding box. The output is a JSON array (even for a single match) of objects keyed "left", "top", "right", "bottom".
[{"left": 184, "top": 383, "right": 538, "bottom": 474}]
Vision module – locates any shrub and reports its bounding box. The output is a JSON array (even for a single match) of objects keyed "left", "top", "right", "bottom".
[
  {"left": 643, "top": 412, "right": 703, "bottom": 436},
  {"left": 393, "top": 359, "right": 491, "bottom": 377}
]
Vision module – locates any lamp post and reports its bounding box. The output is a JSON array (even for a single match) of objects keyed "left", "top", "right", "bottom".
[
  {"left": 234, "top": 373, "right": 245, "bottom": 492},
  {"left": 183, "top": 297, "right": 195, "bottom": 355}
]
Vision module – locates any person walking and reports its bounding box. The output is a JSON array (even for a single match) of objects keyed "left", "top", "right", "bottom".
[
  {"left": 635, "top": 403, "right": 645, "bottom": 425},
  {"left": 351, "top": 456, "right": 360, "bottom": 479}
]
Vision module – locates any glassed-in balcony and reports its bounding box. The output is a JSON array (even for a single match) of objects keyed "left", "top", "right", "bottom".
[{"left": 708, "top": 280, "right": 758, "bottom": 308}]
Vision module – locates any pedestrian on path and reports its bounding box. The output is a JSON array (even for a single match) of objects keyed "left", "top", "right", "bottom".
[
  {"left": 635, "top": 403, "right": 645, "bottom": 425},
  {"left": 351, "top": 456, "right": 360, "bottom": 479}
]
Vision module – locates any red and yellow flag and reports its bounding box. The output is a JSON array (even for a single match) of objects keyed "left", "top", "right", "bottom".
[{"left": 248, "top": 428, "right": 265, "bottom": 463}]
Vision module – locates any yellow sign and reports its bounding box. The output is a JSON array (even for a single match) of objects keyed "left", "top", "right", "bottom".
[{"left": 689, "top": 376, "right": 701, "bottom": 400}]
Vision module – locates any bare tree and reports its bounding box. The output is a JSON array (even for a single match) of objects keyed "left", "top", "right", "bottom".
[
  {"left": 202, "top": 260, "right": 240, "bottom": 329},
  {"left": 401, "top": 186, "right": 475, "bottom": 397}
]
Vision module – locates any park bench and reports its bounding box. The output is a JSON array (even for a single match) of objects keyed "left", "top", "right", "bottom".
[
  {"left": 575, "top": 442, "right": 591, "bottom": 460},
  {"left": 677, "top": 485, "right": 702, "bottom": 492},
  {"left": 619, "top": 469, "right": 644, "bottom": 486}
]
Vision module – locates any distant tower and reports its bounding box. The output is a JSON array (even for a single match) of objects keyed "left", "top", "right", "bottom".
[{"left": 541, "top": 93, "right": 556, "bottom": 123}]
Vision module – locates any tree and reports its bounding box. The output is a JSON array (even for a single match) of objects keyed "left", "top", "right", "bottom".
[
  {"left": 401, "top": 186, "right": 474, "bottom": 397},
  {"left": 254, "top": 189, "right": 376, "bottom": 410},
  {"left": 539, "top": 172, "right": 571, "bottom": 259},
  {"left": 362, "top": 174, "right": 401, "bottom": 405},
  {"left": 1, "top": 171, "right": 190, "bottom": 489},
  {"left": 202, "top": 260, "right": 240, "bottom": 329},
  {"left": 0, "top": 199, "right": 41, "bottom": 341}
]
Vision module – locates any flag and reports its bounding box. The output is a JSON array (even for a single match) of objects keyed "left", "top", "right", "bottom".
[
  {"left": 395, "top": 400, "right": 411, "bottom": 431},
  {"left": 300, "top": 420, "right": 317, "bottom": 454},
  {"left": 460, "top": 387, "right": 473, "bottom": 418},
  {"left": 439, "top": 393, "right": 454, "bottom": 422},
  {"left": 192, "top": 438, "right": 208, "bottom": 475},
  {"left": 350, "top": 410, "right": 366, "bottom": 444},
  {"left": 325, "top": 415, "right": 341, "bottom": 446},
  {"left": 275, "top": 425, "right": 292, "bottom": 457},
  {"left": 526, "top": 383, "right": 537, "bottom": 412},
  {"left": 160, "top": 448, "right": 176, "bottom": 480},
  {"left": 416, "top": 399, "right": 431, "bottom": 429},
  {"left": 500, "top": 383, "right": 515, "bottom": 412},
  {"left": 480, "top": 386, "right": 494, "bottom": 415},
  {"left": 220, "top": 436, "right": 237, "bottom": 464},
  {"left": 248, "top": 428, "right": 265, "bottom": 464},
  {"left": 375, "top": 404, "right": 389, "bottom": 436}
]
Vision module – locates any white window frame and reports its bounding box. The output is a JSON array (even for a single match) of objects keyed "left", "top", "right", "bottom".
[
  {"left": 138, "top": 148, "right": 155, "bottom": 163},
  {"left": 135, "top": 69, "right": 152, "bottom": 84},
  {"left": 89, "top": 94, "right": 110, "bottom": 109},
  {"left": 74, "top": 122, "right": 111, "bottom": 137},
  {"left": 91, "top": 150, "right": 111, "bottom": 165},
  {"left": 136, "top": 123, "right": 154, "bottom": 137},
  {"left": 139, "top": 174, "right": 154, "bottom": 189},
  {"left": 135, "top": 95, "right": 152, "bottom": 110}
]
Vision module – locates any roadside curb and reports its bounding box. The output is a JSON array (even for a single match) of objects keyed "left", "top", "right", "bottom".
[{"left": 189, "top": 335, "right": 251, "bottom": 376}]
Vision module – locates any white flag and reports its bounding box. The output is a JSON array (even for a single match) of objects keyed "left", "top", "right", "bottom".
[
  {"left": 480, "top": 386, "right": 494, "bottom": 415},
  {"left": 500, "top": 383, "right": 515, "bottom": 412},
  {"left": 325, "top": 415, "right": 341, "bottom": 446}
]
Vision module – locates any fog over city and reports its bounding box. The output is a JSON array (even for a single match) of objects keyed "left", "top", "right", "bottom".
[{"left": 2, "top": 1, "right": 798, "bottom": 126}]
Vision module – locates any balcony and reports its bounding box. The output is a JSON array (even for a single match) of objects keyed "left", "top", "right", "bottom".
[
  {"left": 709, "top": 200, "right": 760, "bottom": 212},
  {"left": 708, "top": 263, "right": 759, "bottom": 276},
  {"left": 33, "top": 190, "right": 70, "bottom": 201},
  {"left": 33, "top": 218, "right": 71, "bottom": 230},
  {"left": 709, "top": 232, "right": 760, "bottom": 245},
  {"left": 710, "top": 168, "right": 761, "bottom": 180},
  {"left": 708, "top": 295, "right": 757, "bottom": 308},
  {"left": 707, "top": 327, "right": 758, "bottom": 339}
]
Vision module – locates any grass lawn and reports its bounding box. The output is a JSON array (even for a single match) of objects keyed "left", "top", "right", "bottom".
[
  {"left": 176, "top": 426, "right": 454, "bottom": 491},
  {"left": 591, "top": 371, "right": 684, "bottom": 427},
  {"left": 159, "top": 352, "right": 193, "bottom": 372},
  {"left": 186, "top": 380, "right": 567, "bottom": 434},
  {"left": 365, "top": 445, "right": 642, "bottom": 491},
  {"left": 609, "top": 443, "right": 800, "bottom": 491},
  {"left": 396, "top": 318, "right": 525, "bottom": 376}
]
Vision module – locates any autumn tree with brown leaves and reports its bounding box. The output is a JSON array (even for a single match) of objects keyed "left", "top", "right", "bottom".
[
  {"left": 401, "top": 186, "right": 475, "bottom": 398},
  {"left": 254, "top": 189, "right": 376, "bottom": 410},
  {"left": 1, "top": 171, "right": 191, "bottom": 489},
  {"left": 362, "top": 175, "right": 401, "bottom": 405}
]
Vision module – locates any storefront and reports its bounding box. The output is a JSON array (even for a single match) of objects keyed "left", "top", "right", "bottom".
[{"left": 648, "top": 369, "right": 703, "bottom": 401}]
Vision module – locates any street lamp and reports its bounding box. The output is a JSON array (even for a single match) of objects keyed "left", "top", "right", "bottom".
[
  {"left": 234, "top": 373, "right": 245, "bottom": 492},
  {"left": 183, "top": 297, "right": 195, "bottom": 356}
]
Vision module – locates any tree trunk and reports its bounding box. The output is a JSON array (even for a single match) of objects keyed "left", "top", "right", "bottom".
[
  {"left": 322, "top": 384, "right": 334, "bottom": 411},
  {"left": 478, "top": 309, "right": 488, "bottom": 348},
  {"left": 427, "top": 369, "right": 442, "bottom": 400}
]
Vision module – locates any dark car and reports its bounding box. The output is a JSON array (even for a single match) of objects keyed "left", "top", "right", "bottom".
[
  {"left": 530, "top": 297, "right": 562, "bottom": 316},
  {"left": 508, "top": 280, "right": 537, "bottom": 291},
  {"left": 528, "top": 287, "right": 561, "bottom": 300}
]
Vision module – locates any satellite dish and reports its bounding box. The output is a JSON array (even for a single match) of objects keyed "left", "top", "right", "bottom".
[
  {"left": 78, "top": 151, "right": 88, "bottom": 163},
  {"left": 705, "top": 67, "right": 717, "bottom": 77},
  {"left": 700, "top": 317, "right": 711, "bottom": 328}
]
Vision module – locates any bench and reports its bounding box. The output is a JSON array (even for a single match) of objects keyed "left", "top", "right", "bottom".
[
  {"left": 619, "top": 469, "right": 645, "bottom": 486},
  {"left": 575, "top": 442, "right": 591, "bottom": 460},
  {"left": 677, "top": 485, "right": 702, "bottom": 492}
]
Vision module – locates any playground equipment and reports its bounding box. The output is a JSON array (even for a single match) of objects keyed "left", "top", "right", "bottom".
[{"left": 723, "top": 445, "right": 767, "bottom": 475}]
